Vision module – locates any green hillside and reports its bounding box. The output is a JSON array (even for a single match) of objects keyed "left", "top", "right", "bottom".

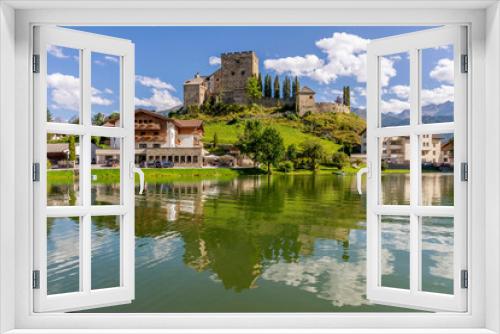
[{"left": 203, "top": 120, "right": 341, "bottom": 153}]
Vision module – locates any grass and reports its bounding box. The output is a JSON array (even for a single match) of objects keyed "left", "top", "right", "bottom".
[
  {"left": 204, "top": 120, "right": 341, "bottom": 154},
  {"left": 48, "top": 167, "right": 267, "bottom": 185}
]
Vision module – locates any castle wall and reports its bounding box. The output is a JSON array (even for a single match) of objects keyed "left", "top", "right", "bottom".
[
  {"left": 184, "top": 83, "right": 207, "bottom": 107},
  {"left": 297, "top": 93, "right": 316, "bottom": 116},
  {"left": 220, "top": 51, "right": 259, "bottom": 104}
]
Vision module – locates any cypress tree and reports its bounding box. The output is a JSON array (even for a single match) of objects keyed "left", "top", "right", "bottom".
[
  {"left": 264, "top": 74, "right": 272, "bottom": 98},
  {"left": 343, "top": 86, "right": 351, "bottom": 108},
  {"left": 257, "top": 73, "right": 263, "bottom": 96},
  {"left": 283, "top": 77, "right": 291, "bottom": 100},
  {"left": 292, "top": 76, "right": 300, "bottom": 98},
  {"left": 273, "top": 75, "right": 280, "bottom": 99}
]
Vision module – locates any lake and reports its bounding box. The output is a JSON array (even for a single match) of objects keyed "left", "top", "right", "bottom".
[{"left": 46, "top": 173, "right": 454, "bottom": 312}]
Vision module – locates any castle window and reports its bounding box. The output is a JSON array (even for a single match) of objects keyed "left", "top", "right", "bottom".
[
  {"left": 153, "top": 144, "right": 160, "bottom": 148},
  {"left": 138, "top": 143, "right": 147, "bottom": 149},
  {"left": 241, "top": 70, "right": 245, "bottom": 75},
  {"left": 140, "top": 131, "right": 145, "bottom": 135},
  {"left": 231, "top": 71, "right": 235, "bottom": 76},
  {"left": 154, "top": 132, "right": 159, "bottom": 136},
  {"left": 236, "top": 59, "right": 240, "bottom": 64}
]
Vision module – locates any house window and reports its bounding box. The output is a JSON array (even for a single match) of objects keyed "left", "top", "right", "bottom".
[
  {"left": 138, "top": 143, "right": 147, "bottom": 149},
  {"left": 153, "top": 143, "right": 160, "bottom": 148}
]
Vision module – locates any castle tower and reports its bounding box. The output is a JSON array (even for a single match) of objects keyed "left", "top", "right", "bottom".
[
  {"left": 220, "top": 51, "right": 259, "bottom": 104},
  {"left": 183, "top": 73, "right": 208, "bottom": 107}
]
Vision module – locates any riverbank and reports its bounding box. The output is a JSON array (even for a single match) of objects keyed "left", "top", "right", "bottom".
[
  {"left": 46, "top": 166, "right": 418, "bottom": 184},
  {"left": 48, "top": 166, "right": 364, "bottom": 184}
]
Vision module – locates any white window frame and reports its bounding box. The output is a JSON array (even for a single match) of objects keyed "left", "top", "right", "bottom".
[
  {"left": 0, "top": 1, "right": 498, "bottom": 333},
  {"left": 32, "top": 26, "right": 136, "bottom": 312},
  {"left": 366, "top": 26, "right": 468, "bottom": 312}
]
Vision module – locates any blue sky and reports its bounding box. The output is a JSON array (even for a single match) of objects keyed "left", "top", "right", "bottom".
[{"left": 46, "top": 26, "right": 454, "bottom": 122}]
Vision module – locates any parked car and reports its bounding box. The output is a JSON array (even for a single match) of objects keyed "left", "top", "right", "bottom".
[
  {"left": 162, "top": 161, "right": 174, "bottom": 168},
  {"left": 146, "top": 161, "right": 157, "bottom": 168},
  {"left": 104, "top": 159, "right": 119, "bottom": 167},
  {"left": 154, "top": 160, "right": 162, "bottom": 168}
]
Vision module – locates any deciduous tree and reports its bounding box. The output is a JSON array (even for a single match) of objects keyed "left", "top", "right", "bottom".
[
  {"left": 259, "top": 127, "right": 285, "bottom": 174},
  {"left": 300, "top": 140, "right": 325, "bottom": 170}
]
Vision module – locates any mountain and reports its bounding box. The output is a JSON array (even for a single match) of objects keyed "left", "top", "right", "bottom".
[{"left": 380, "top": 102, "right": 453, "bottom": 126}]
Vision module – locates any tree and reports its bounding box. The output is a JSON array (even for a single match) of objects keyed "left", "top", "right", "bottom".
[
  {"left": 68, "top": 135, "right": 76, "bottom": 169},
  {"left": 92, "top": 112, "right": 106, "bottom": 126},
  {"left": 331, "top": 151, "right": 350, "bottom": 169},
  {"left": 343, "top": 86, "right": 351, "bottom": 108},
  {"left": 273, "top": 75, "right": 281, "bottom": 99},
  {"left": 47, "top": 109, "right": 53, "bottom": 122},
  {"left": 259, "top": 127, "right": 285, "bottom": 174},
  {"left": 264, "top": 74, "right": 272, "bottom": 98},
  {"left": 301, "top": 140, "right": 325, "bottom": 170},
  {"left": 245, "top": 76, "right": 262, "bottom": 103},
  {"left": 213, "top": 132, "right": 219, "bottom": 148},
  {"left": 292, "top": 76, "right": 300, "bottom": 98},
  {"left": 257, "top": 73, "right": 263, "bottom": 96},
  {"left": 286, "top": 144, "right": 298, "bottom": 166},
  {"left": 236, "top": 120, "right": 264, "bottom": 166},
  {"left": 283, "top": 76, "right": 291, "bottom": 100}
]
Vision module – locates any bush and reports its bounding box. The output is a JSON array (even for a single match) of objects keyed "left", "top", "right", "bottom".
[
  {"left": 381, "top": 160, "right": 389, "bottom": 171},
  {"left": 278, "top": 161, "right": 294, "bottom": 173},
  {"left": 331, "top": 151, "right": 350, "bottom": 169}
]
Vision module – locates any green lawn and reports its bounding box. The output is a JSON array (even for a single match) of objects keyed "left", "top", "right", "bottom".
[{"left": 204, "top": 120, "right": 341, "bottom": 154}]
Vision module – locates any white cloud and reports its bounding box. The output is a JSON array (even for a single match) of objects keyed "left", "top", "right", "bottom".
[
  {"left": 209, "top": 56, "right": 221, "bottom": 66},
  {"left": 390, "top": 85, "right": 410, "bottom": 99},
  {"left": 91, "top": 87, "right": 113, "bottom": 106},
  {"left": 429, "top": 58, "right": 454, "bottom": 84},
  {"left": 47, "top": 73, "right": 113, "bottom": 111},
  {"left": 264, "top": 32, "right": 396, "bottom": 87},
  {"left": 104, "top": 55, "right": 119, "bottom": 63},
  {"left": 135, "top": 88, "right": 182, "bottom": 110},
  {"left": 47, "top": 45, "right": 69, "bottom": 59},
  {"left": 136, "top": 75, "right": 176, "bottom": 91},
  {"left": 104, "top": 88, "right": 114, "bottom": 94},
  {"left": 388, "top": 84, "right": 454, "bottom": 106},
  {"left": 47, "top": 73, "right": 80, "bottom": 111},
  {"left": 94, "top": 60, "right": 105, "bottom": 66},
  {"left": 135, "top": 75, "right": 181, "bottom": 110},
  {"left": 380, "top": 98, "right": 410, "bottom": 114},
  {"left": 421, "top": 85, "right": 454, "bottom": 106},
  {"left": 354, "top": 86, "right": 366, "bottom": 97},
  {"left": 264, "top": 54, "right": 325, "bottom": 78}
]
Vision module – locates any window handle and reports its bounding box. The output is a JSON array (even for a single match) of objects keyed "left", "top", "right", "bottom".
[
  {"left": 356, "top": 167, "right": 369, "bottom": 195},
  {"left": 130, "top": 162, "right": 145, "bottom": 194}
]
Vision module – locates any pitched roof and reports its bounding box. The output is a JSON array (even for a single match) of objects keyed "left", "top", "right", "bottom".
[
  {"left": 47, "top": 143, "right": 69, "bottom": 153},
  {"left": 299, "top": 86, "right": 315, "bottom": 94},
  {"left": 172, "top": 119, "right": 203, "bottom": 128},
  {"left": 135, "top": 108, "right": 168, "bottom": 120}
]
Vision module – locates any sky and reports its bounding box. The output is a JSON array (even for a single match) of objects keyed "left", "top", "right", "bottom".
[{"left": 45, "top": 26, "right": 454, "bottom": 122}]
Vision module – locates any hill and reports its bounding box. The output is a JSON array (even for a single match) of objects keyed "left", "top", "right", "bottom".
[{"left": 172, "top": 103, "right": 365, "bottom": 155}]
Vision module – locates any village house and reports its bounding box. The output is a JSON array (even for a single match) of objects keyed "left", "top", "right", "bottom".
[{"left": 100, "top": 109, "right": 204, "bottom": 167}]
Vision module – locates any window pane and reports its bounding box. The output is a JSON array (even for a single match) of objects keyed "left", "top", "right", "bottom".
[
  {"left": 421, "top": 217, "right": 454, "bottom": 294},
  {"left": 380, "top": 136, "right": 410, "bottom": 205},
  {"left": 91, "top": 216, "right": 121, "bottom": 290},
  {"left": 91, "top": 52, "right": 121, "bottom": 127},
  {"left": 420, "top": 45, "right": 454, "bottom": 124},
  {"left": 47, "top": 216, "right": 80, "bottom": 295},
  {"left": 380, "top": 215, "right": 410, "bottom": 290},
  {"left": 420, "top": 133, "right": 454, "bottom": 206},
  {"left": 46, "top": 45, "right": 81, "bottom": 124},
  {"left": 91, "top": 137, "right": 121, "bottom": 205},
  {"left": 47, "top": 134, "right": 81, "bottom": 206},
  {"left": 380, "top": 52, "right": 410, "bottom": 127}
]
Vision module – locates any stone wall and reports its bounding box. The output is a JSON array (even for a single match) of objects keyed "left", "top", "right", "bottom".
[
  {"left": 220, "top": 51, "right": 259, "bottom": 104},
  {"left": 184, "top": 83, "right": 207, "bottom": 107}
]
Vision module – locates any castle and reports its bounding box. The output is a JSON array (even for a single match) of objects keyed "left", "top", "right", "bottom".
[
  {"left": 184, "top": 51, "right": 259, "bottom": 107},
  {"left": 183, "top": 50, "right": 350, "bottom": 115}
]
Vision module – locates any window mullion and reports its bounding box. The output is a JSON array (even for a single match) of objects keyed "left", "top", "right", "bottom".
[{"left": 409, "top": 48, "right": 421, "bottom": 294}]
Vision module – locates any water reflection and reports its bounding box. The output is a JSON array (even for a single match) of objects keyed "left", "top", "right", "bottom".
[{"left": 46, "top": 173, "right": 454, "bottom": 312}]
